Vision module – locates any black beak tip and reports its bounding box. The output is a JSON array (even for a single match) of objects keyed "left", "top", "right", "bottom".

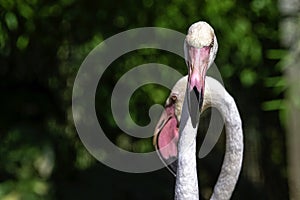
[
  {"left": 190, "top": 112, "right": 198, "bottom": 128},
  {"left": 188, "top": 86, "right": 203, "bottom": 128},
  {"left": 169, "top": 159, "right": 178, "bottom": 176}
]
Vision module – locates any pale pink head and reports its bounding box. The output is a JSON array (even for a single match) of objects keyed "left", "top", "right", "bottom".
[{"left": 184, "top": 21, "right": 218, "bottom": 127}]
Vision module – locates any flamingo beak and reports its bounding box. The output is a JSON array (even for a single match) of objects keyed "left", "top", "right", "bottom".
[{"left": 187, "top": 45, "right": 211, "bottom": 127}]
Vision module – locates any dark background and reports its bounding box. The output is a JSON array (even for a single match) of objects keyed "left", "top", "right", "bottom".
[{"left": 1, "top": 0, "right": 296, "bottom": 199}]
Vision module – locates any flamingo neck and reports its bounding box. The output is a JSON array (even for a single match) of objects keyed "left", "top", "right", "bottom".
[
  {"left": 175, "top": 94, "right": 199, "bottom": 200},
  {"left": 204, "top": 77, "right": 243, "bottom": 200}
]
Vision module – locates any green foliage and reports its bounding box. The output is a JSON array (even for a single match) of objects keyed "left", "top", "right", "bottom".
[{"left": 0, "top": 0, "right": 289, "bottom": 199}]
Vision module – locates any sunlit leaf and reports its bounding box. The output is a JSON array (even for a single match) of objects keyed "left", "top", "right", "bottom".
[
  {"left": 262, "top": 99, "right": 285, "bottom": 111},
  {"left": 240, "top": 68, "right": 257, "bottom": 87},
  {"left": 5, "top": 12, "right": 18, "bottom": 31},
  {"left": 16, "top": 35, "right": 29, "bottom": 50}
]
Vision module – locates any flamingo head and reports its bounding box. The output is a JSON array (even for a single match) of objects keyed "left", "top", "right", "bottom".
[
  {"left": 153, "top": 77, "right": 186, "bottom": 176},
  {"left": 184, "top": 21, "right": 218, "bottom": 127}
]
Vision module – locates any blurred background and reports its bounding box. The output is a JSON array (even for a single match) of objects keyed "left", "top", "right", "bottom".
[{"left": 1, "top": 0, "right": 300, "bottom": 199}]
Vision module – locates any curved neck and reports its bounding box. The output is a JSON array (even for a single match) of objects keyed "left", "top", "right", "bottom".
[
  {"left": 175, "top": 94, "right": 199, "bottom": 200},
  {"left": 204, "top": 78, "right": 243, "bottom": 200},
  {"left": 174, "top": 77, "right": 243, "bottom": 200}
]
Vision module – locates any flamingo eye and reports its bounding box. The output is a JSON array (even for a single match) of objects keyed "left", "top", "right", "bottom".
[
  {"left": 165, "top": 95, "right": 177, "bottom": 106},
  {"left": 171, "top": 95, "right": 177, "bottom": 102}
]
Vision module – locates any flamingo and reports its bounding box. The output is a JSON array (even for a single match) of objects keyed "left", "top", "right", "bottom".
[{"left": 153, "top": 22, "right": 243, "bottom": 200}]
